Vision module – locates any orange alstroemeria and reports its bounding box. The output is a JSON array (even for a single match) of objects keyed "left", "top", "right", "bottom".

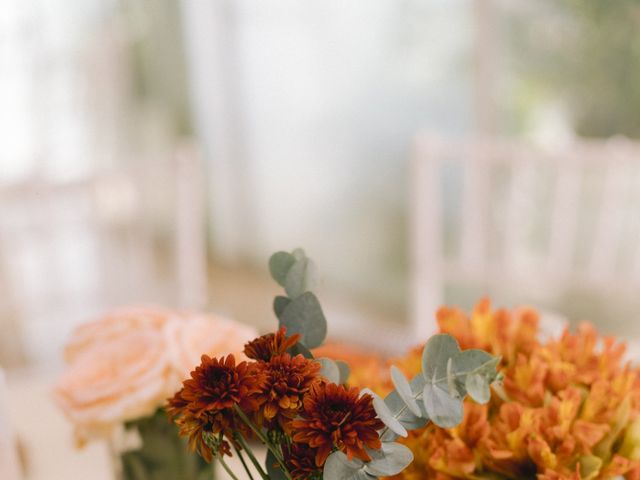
[{"left": 353, "top": 299, "right": 640, "bottom": 480}]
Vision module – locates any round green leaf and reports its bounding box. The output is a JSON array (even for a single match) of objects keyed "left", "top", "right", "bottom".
[
  {"left": 421, "top": 334, "right": 461, "bottom": 381},
  {"left": 364, "top": 442, "right": 414, "bottom": 476},
  {"left": 371, "top": 394, "right": 407, "bottom": 438},
  {"left": 323, "top": 451, "right": 363, "bottom": 480},
  {"left": 465, "top": 373, "right": 491, "bottom": 404},
  {"left": 380, "top": 390, "right": 428, "bottom": 442},
  {"left": 273, "top": 295, "right": 291, "bottom": 319},
  {"left": 284, "top": 256, "right": 318, "bottom": 298},
  {"left": 336, "top": 360, "right": 351, "bottom": 385},
  {"left": 279, "top": 292, "right": 327, "bottom": 348},
  {"left": 390, "top": 366, "right": 421, "bottom": 417},
  {"left": 422, "top": 381, "right": 463, "bottom": 428},
  {"left": 318, "top": 357, "right": 341, "bottom": 384},
  {"left": 288, "top": 342, "right": 314, "bottom": 359},
  {"left": 268, "top": 251, "right": 296, "bottom": 287}
]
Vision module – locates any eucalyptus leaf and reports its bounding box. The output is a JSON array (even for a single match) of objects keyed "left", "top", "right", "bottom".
[
  {"left": 452, "top": 349, "right": 494, "bottom": 373},
  {"left": 453, "top": 350, "right": 500, "bottom": 396},
  {"left": 446, "top": 358, "right": 460, "bottom": 399},
  {"left": 465, "top": 373, "right": 491, "bottom": 404},
  {"left": 421, "top": 334, "right": 461, "bottom": 381},
  {"left": 409, "top": 374, "right": 426, "bottom": 395},
  {"left": 288, "top": 342, "right": 314, "bottom": 359},
  {"left": 364, "top": 442, "right": 414, "bottom": 476},
  {"left": 390, "top": 366, "right": 421, "bottom": 417},
  {"left": 273, "top": 296, "right": 291, "bottom": 319},
  {"left": 284, "top": 256, "right": 318, "bottom": 298},
  {"left": 279, "top": 292, "right": 327, "bottom": 348},
  {"left": 318, "top": 357, "right": 341, "bottom": 384},
  {"left": 323, "top": 451, "right": 364, "bottom": 480},
  {"left": 380, "top": 390, "right": 427, "bottom": 441},
  {"left": 291, "top": 248, "right": 306, "bottom": 261},
  {"left": 384, "top": 390, "right": 429, "bottom": 430},
  {"left": 268, "top": 251, "right": 296, "bottom": 287},
  {"left": 423, "top": 381, "right": 463, "bottom": 428},
  {"left": 336, "top": 360, "right": 351, "bottom": 384},
  {"left": 372, "top": 396, "right": 407, "bottom": 438}
]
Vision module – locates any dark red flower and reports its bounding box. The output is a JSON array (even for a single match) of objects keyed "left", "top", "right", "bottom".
[
  {"left": 283, "top": 443, "right": 323, "bottom": 480},
  {"left": 291, "top": 382, "right": 384, "bottom": 466},
  {"left": 244, "top": 327, "right": 301, "bottom": 361},
  {"left": 166, "top": 354, "right": 266, "bottom": 460},
  {"left": 257, "top": 353, "right": 321, "bottom": 431}
]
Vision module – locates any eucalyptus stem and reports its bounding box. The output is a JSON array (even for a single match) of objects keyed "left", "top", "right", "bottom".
[
  {"left": 379, "top": 359, "right": 499, "bottom": 438},
  {"left": 218, "top": 456, "right": 241, "bottom": 480},
  {"left": 234, "top": 434, "right": 269, "bottom": 480},
  {"left": 232, "top": 442, "right": 256, "bottom": 480},
  {"left": 233, "top": 405, "right": 293, "bottom": 480}
]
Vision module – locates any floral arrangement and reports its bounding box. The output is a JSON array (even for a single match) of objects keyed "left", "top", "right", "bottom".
[
  {"left": 54, "top": 306, "right": 256, "bottom": 479},
  {"left": 361, "top": 299, "right": 640, "bottom": 480},
  {"left": 166, "top": 249, "right": 501, "bottom": 479}
]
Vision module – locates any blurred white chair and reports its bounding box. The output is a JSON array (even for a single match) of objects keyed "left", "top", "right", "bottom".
[
  {"left": 0, "top": 140, "right": 209, "bottom": 366},
  {"left": 0, "top": 369, "right": 21, "bottom": 480},
  {"left": 410, "top": 135, "right": 640, "bottom": 345},
  {"left": 0, "top": 173, "right": 152, "bottom": 365}
]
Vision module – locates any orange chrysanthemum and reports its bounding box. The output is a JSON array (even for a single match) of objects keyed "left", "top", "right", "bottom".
[
  {"left": 167, "top": 354, "right": 266, "bottom": 461},
  {"left": 291, "top": 382, "right": 384, "bottom": 466},
  {"left": 283, "top": 442, "right": 323, "bottom": 480},
  {"left": 371, "top": 299, "right": 640, "bottom": 480},
  {"left": 244, "top": 326, "right": 301, "bottom": 361},
  {"left": 257, "top": 352, "right": 321, "bottom": 431}
]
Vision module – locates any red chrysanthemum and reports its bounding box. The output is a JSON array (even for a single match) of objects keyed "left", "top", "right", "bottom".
[
  {"left": 244, "top": 326, "right": 301, "bottom": 361},
  {"left": 283, "top": 443, "right": 323, "bottom": 480},
  {"left": 257, "top": 353, "right": 321, "bottom": 431},
  {"left": 166, "top": 354, "right": 266, "bottom": 460},
  {"left": 291, "top": 382, "right": 384, "bottom": 466}
]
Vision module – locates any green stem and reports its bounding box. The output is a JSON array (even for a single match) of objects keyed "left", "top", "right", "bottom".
[
  {"left": 233, "top": 406, "right": 293, "bottom": 480},
  {"left": 232, "top": 442, "right": 256, "bottom": 480},
  {"left": 234, "top": 434, "right": 269, "bottom": 480},
  {"left": 218, "top": 456, "right": 241, "bottom": 480}
]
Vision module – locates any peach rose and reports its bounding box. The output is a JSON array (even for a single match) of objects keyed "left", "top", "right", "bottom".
[
  {"left": 64, "top": 306, "right": 180, "bottom": 363},
  {"left": 164, "top": 313, "right": 257, "bottom": 379},
  {"left": 54, "top": 327, "right": 173, "bottom": 443},
  {"left": 54, "top": 305, "right": 258, "bottom": 443}
]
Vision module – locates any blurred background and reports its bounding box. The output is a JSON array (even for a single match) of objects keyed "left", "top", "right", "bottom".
[{"left": 2, "top": 0, "right": 640, "bottom": 477}]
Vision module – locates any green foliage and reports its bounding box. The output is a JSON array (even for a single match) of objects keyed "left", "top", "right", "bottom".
[
  {"left": 121, "top": 409, "right": 213, "bottom": 480},
  {"left": 507, "top": 0, "right": 640, "bottom": 138},
  {"left": 390, "top": 366, "right": 421, "bottom": 417},
  {"left": 273, "top": 296, "right": 291, "bottom": 318},
  {"left": 318, "top": 357, "right": 341, "bottom": 384},
  {"left": 336, "top": 360, "right": 351, "bottom": 385},
  {"left": 364, "top": 443, "right": 414, "bottom": 477},
  {"left": 269, "top": 249, "right": 328, "bottom": 350},
  {"left": 269, "top": 249, "right": 318, "bottom": 299},
  {"left": 266, "top": 249, "right": 500, "bottom": 480},
  {"left": 265, "top": 450, "right": 288, "bottom": 480},
  {"left": 268, "top": 252, "right": 296, "bottom": 288},
  {"left": 278, "top": 292, "right": 327, "bottom": 349},
  {"left": 324, "top": 332, "right": 500, "bottom": 479},
  {"left": 288, "top": 342, "right": 314, "bottom": 359}
]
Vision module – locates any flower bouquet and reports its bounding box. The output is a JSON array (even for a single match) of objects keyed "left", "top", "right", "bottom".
[
  {"left": 166, "top": 249, "right": 501, "bottom": 479},
  {"left": 54, "top": 306, "right": 257, "bottom": 480},
  {"left": 360, "top": 299, "right": 640, "bottom": 480}
]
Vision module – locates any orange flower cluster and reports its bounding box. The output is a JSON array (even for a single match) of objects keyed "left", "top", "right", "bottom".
[
  {"left": 379, "top": 299, "right": 640, "bottom": 480},
  {"left": 167, "top": 327, "right": 384, "bottom": 479}
]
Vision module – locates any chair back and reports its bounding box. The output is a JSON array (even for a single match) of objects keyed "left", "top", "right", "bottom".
[{"left": 411, "top": 135, "right": 640, "bottom": 341}]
